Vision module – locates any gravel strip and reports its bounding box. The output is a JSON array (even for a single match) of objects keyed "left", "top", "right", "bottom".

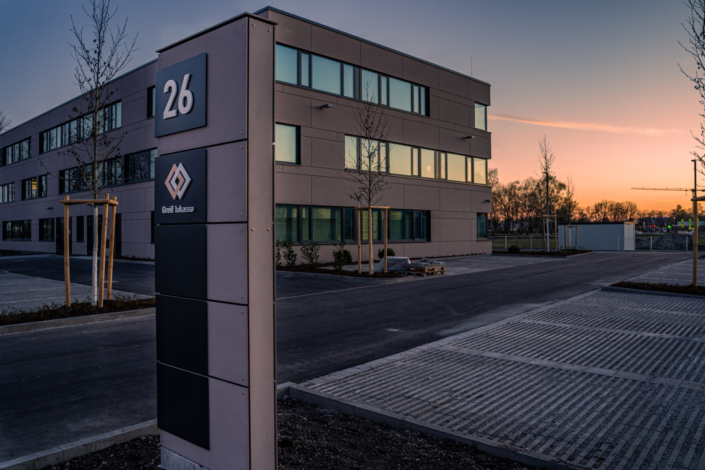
[{"left": 41, "top": 398, "right": 535, "bottom": 470}]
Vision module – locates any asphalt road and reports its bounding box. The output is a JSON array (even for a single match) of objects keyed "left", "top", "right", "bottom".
[{"left": 0, "top": 251, "right": 692, "bottom": 462}]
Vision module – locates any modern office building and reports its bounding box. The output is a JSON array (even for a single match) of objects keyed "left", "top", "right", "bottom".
[{"left": 0, "top": 7, "right": 492, "bottom": 261}]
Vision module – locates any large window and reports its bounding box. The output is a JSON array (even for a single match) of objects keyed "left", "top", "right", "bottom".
[
  {"left": 447, "top": 153, "right": 466, "bottom": 182},
  {"left": 275, "top": 204, "right": 431, "bottom": 243},
  {"left": 275, "top": 44, "right": 429, "bottom": 116},
  {"left": 40, "top": 102, "right": 122, "bottom": 154},
  {"left": 475, "top": 103, "right": 487, "bottom": 131},
  {"left": 21, "top": 175, "right": 47, "bottom": 200},
  {"left": 477, "top": 213, "right": 488, "bottom": 239},
  {"left": 473, "top": 158, "right": 487, "bottom": 185},
  {"left": 147, "top": 86, "right": 156, "bottom": 118},
  {"left": 420, "top": 149, "right": 435, "bottom": 178},
  {"left": 275, "top": 124, "right": 299, "bottom": 164},
  {"left": 124, "top": 149, "right": 156, "bottom": 183},
  {"left": 2, "top": 138, "right": 31, "bottom": 165},
  {"left": 3, "top": 220, "right": 31, "bottom": 241},
  {"left": 39, "top": 218, "right": 54, "bottom": 241},
  {"left": 389, "top": 144, "right": 412, "bottom": 176},
  {"left": 59, "top": 167, "right": 88, "bottom": 194},
  {"left": 0, "top": 182, "right": 15, "bottom": 203}
]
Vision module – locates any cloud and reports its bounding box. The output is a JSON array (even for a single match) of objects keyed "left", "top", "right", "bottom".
[{"left": 489, "top": 114, "right": 680, "bottom": 137}]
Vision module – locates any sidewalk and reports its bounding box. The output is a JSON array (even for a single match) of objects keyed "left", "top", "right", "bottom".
[
  {"left": 628, "top": 257, "right": 705, "bottom": 286},
  {"left": 292, "top": 289, "right": 705, "bottom": 469}
]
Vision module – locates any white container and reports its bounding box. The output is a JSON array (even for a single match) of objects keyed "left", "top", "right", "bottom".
[{"left": 558, "top": 223, "right": 635, "bottom": 251}]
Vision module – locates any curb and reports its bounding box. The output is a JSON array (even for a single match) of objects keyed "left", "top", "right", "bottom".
[
  {"left": 288, "top": 386, "right": 574, "bottom": 470},
  {"left": 0, "top": 420, "right": 158, "bottom": 470},
  {"left": 492, "top": 251, "right": 595, "bottom": 259},
  {"left": 277, "top": 381, "right": 295, "bottom": 400},
  {"left": 601, "top": 285, "right": 705, "bottom": 300},
  {"left": 0, "top": 308, "right": 155, "bottom": 335},
  {"left": 276, "top": 270, "right": 414, "bottom": 284}
]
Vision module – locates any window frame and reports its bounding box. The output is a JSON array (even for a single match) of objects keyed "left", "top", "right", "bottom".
[
  {"left": 275, "top": 123, "right": 300, "bottom": 165},
  {"left": 39, "top": 218, "right": 55, "bottom": 242}
]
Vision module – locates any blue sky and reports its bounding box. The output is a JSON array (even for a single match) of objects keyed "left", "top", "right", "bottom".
[{"left": 0, "top": 0, "right": 699, "bottom": 209}]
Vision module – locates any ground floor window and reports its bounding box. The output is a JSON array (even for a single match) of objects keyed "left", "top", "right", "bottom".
[
  {"left": 477, "top": 213, "right": 488, "bottom": 239},
  {"left": 275, "top": 204, "right": 431, "bottom": 244},
  {"left": 39, "top": 218, "right": 54, "bottom": 241},
  {"left": 76, "top": 216, "right": 85, "bottom": 242},
  {"left": 2, "top": 220, "right": 31, "bottom": 241}
]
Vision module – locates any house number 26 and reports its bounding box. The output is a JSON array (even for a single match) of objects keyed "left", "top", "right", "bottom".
[{"left": 163, "top": 74, "right": 194, "bottom": 120}]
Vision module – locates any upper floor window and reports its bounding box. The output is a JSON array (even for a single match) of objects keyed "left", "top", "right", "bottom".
[
  {"left": 21, "top": 175, "right": 47, "bottom": 200},
  {"left": 275, "top": 124, "right": 299, "bottom": 164},
  {"left": 275, "top": 44, "right": 429, "bottom": 117},
  {"left": 0, "top": 182, "right": 15, "bottom": 204},
  {"left": 40, "top": 102, "right": 122, "bottom": 154},
  {"left": 2, "top": 138, "right": 31, "bottom": 166},
  {"left": 147, "top": 86, "right": 156, "bottom": 118},
  {"left": 124, "top": 149, "right": 156, "bottom": 183},
  {"left": 475, "top": 103, "right": 487, "bottom": 131}
]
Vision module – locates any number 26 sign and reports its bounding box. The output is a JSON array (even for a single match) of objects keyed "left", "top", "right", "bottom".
[{"left": 155, "top": 53, "right": 207, "bottom": 137}]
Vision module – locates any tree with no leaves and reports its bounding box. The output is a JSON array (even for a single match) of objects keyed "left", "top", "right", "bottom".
[
  {"left": 537, "top": 135, "right": 556, "bottom": 244},
  {"left": 0, "top": 112, "right": 11, "bottom": 134},
  {"left": 680, "top": 0, "right": 705, "bottom": 175},
  {"left": 43, "top": 0, "right": 137, "bottom": 305}
]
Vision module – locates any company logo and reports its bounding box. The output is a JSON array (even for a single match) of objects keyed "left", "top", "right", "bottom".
[{"left": 165, "top": 163, "right": 192, "bottom": 200}]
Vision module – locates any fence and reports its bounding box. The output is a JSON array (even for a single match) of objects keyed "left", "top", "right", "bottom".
[{"left": 489, "top": 236, "right": 556, "bottom": 251}]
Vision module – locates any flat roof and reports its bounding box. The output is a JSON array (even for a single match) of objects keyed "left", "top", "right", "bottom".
[{"left": 254, "top": 6, "right": 490, "bottom": 87}]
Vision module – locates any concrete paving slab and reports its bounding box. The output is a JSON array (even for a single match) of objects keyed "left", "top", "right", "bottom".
[
  {"left": 628, "top": 258, "right": 705, "bottom": 286},
  {"left": 295, "top": 290, "right": 705, "bottom": 469},
  {"left": 0, "top": 271, "right": 149, "bottom": 314}
]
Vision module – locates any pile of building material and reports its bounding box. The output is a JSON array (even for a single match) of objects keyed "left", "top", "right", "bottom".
[
  {"left": 406, "top": 259, "right": 446, "bottom": 277},
  {"left": 373, "top": 256, "right": 410, "bottom": 273}
]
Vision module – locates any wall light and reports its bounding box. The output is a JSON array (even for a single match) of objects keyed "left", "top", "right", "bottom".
[
  {"left": 463, "top": 135, "right": 475, "bottom": 140},
  {"left": 319, "top": 104, "right": 333, "bottom": 109}
]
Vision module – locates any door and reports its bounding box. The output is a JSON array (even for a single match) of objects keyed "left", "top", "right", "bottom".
[
  {"left": 87, "top": 215, "right": 94, "bottom": 256},
  {"left": 56, "top": 217, "right": 72, "bottom": 255}
]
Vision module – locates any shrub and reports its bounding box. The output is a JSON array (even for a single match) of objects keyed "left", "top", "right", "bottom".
[
  {"left": 301, "top": 240, "right": 321, "bottom": 269},
  {"left": 332, "top": 241, "right": 353, "bottom": 272},
  {"left": 378, "top": 247, "right": 396, "bottom": 260},
  {"left": 508, "top": 244, "right": 521, "bottom": 254},
  {"left": 282, "top": 239, "right": 297, "bottom": 267},
  {"left": 275, "top": 239, "right": 282, "bottom": 267}
]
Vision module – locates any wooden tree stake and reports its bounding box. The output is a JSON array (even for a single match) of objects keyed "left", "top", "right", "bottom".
[
  {"left": 384, "top": 208, "right": 389, "bottom": 273},
  {"left": 107, "top": 196, "right": 117, "bottom": 300},
  {"left": 368, "top": 207, "right": 373, "bottom": 275},
  {"left": 63, "top": 196, "right": 71, "bottom": 307},
  {"left": 357, "top": 207, "right": 362, "bottom": 274},
  {"left": 98, "top": 194, "right": 110, "bottom": 308}
]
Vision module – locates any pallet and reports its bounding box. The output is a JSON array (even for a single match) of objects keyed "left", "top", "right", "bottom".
[{"left": 406, "top": 265, "right": 446, "bottom": 277}]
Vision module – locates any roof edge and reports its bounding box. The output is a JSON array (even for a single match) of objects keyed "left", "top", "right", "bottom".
[
  {"left": 254, "top": 6, "right": 490, "bottom": 87},
  {"left": 157, "top": 12, "right": 277, "bottom": 53}
]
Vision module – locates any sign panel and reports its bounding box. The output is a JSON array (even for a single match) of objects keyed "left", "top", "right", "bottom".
[
  {"left": 155, "top": 148, "right": 207, "bottom": 224},
  {"left": 155, "top": 53, "right": 207, "bottom": 137}
]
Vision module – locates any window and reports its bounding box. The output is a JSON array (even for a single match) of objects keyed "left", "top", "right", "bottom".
[
  {"left": 3, "top": 220, "right": 31, "bottom": 241},
  {"left": 345, "top": 135, "right": 358, "bottom": 170},
  {"left": 473, "top": 158, "right": 487, "bottom": 184},
  {"left": 102, "top": 157, "right": 122, "bottom": 186},
  {"left": 59, "top": 167, "right": 87, "bottom": 194},
  {"left": 151, "top": 212, "right": 155, "bottom": 244},
  {"left": 147, "top": 86, "right": 156, "bottom": 118},
  {"left": 39, "top": 218, "right": 54, "bottom": 241},
  {"left": 2, "top": 138, "right": 31, "bottom": 165},
  {"left": 311, "top": 207, "right": 342, "bottom": 242},
  {"left": 0, "top": 182, "right": 15, "bottom": 203},
  {"left": 420, "top": 149, "right": 435, "bottom": 179},
  {"left": 21, "top": 176, "right": 47, "bottom": 200},
  {"left": 437, "top": 153, "right": 446, "bottom": 179},
  {"left": 389, "top": 143, "right": 412, "bottom": 176},
  {"left": 360, "top": 209, "right": 385, "bottom": 242},
  {"left": 477, "top": 213, "right": 488, "bottom": 239},
  {"left": 124, "top": 149, "right": 156, "bottom": 183},
  {"left": 77, "top": 216, "right": 85, "bottom": 242},
  {"left": 275, "top": 205, "right": 299, "bottom": 242},
  {"left": 447, "top": 153, "right": 467, "bottom": 182},
  {"left": 40, "top": 102, "right": 122, "bottom": 154},
  {"left": 275, "top": 124, "right": 299, "bottom": 164},
  {"left": 274, "top": 44, "right": 429, "bottom": 116},
  {"left": 275, "top": 44, "right": 298, "bottom": 84},
  {"left": 390, "top": 210, "right": 413, "bottom": 241},
  {"left": 475, "top": 103, "right": 487, "bottom": 131}
]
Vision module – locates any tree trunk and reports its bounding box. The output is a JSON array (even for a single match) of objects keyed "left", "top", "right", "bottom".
[{"left": 92, "top": 206, "right": 99, "bottom": 305}]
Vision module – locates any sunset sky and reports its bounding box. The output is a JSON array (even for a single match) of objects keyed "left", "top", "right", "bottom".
[{"left": 0, "top": 0, "right": 702, "bottom": 211}]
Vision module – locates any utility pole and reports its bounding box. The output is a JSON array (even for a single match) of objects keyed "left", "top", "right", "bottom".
[
  {"left": 694, "top": 159, "right": 698, "bottom": 287},
  {"left": 546, "top": 169, "right": 550, "bottom": 251}
]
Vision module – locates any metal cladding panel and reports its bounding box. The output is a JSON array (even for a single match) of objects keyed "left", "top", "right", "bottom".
[
  {"left": 155, "top": 53, "right": 207, "bottom": 137},
  {"left": 157, "top": 363, "right": 210, "bottom": 450},
  {"left": 207, "top": 142, "right": 247, "bottom": 223},
  {"left": 157, "top": 295, "right": 208, "bottom": 375},
  {"left": 156, "top": 21, "right": 247, "bottom": 154},
  {"left": 206, "top": 224, "right": 247, "bottom": 304},
  {"left": 155, "top": 225, "right": 207, "bottom": 298},
  {"left": 208, "top": 303, "right": 249, "bottom": 386},
  {"left": 155, "top": 148, "right": 208, "bottom": 225}
]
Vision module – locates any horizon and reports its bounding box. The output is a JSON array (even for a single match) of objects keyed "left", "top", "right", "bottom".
[{"left": 0, "top": 0, "right": 702, "bottom": 211}]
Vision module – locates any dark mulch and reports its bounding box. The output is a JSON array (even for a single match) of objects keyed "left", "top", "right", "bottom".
[
  {"left": 493, "top": 249, "right": 591, "bottom": 257},
  {"left": 0, "top": 296, "right": 155, "bottom": 326},
  {"left": 42, "top": 398, "right": 536, "bottom": 470},
  {"left": 277, "top": 265, "right": 403, "bottom": 279},
  {"left": 612, "top": 281, "right": 705, "bottom": 296}
]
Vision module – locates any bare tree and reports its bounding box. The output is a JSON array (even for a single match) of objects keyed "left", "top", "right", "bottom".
[
  {"left": 537, "top": 135, "right": 556, "bottom": 245},
  {"left": 0, "top": 111, "right": 11, "bottom": 134},
  {"left": 43, "top": 0, "right": 137, "bottom": 305},
  {"left": 680, "top": 0, "right": 705, "bottom": 175}
]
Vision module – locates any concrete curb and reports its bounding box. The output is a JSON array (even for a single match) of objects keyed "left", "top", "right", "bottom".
[
  {"left": 0, "top": 420, "right": 158, "bottom": 470},
  {"left": 276, "top": 270, "right": 415, "bottom": 284},
  {"left": 288, "top": 385, "right": 574, "bottom": 470},
  {"left": 492, "top": 251, "right": 595, "bottom": 259},
  {"left": 0, "top": 308, "right": 155, "bottom": 335},
  {"left": 277, "top": 381, "right": 294, "bottom": 399},
  {"left": 601, "top": 285, "right": 705, "bottom": 300}
]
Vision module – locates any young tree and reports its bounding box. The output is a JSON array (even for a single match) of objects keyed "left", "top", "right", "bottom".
[
  {"left": 0, "top": 111, "right": 11, "bottom": 134},
  {"left": 537, "top": 135, "right": 556, "bottom": 245},
  {"left": 487, "top": 168, "right": 500, "bottom": 235},
  {"left": 680, "top": 0, "right": 705, "bottom": 174},
  {"left": 45, "top": 0, "right": 137, "bottom": 305},
  {"left": 343, "top": 82, "right": 391, "bottom": 273}
]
